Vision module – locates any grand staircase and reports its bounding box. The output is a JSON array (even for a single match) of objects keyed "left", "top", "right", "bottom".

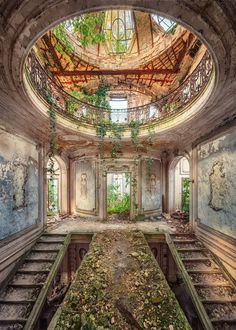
[
  {"left": 0, "top": 233, "right": 70, "bottom": 330},
  {"left": 166, "top": 233, "right": 236, "bottom": 330}
]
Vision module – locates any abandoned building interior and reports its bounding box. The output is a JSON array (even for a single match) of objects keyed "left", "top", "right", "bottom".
[{"left": 0, "top": 1, "right": 236, "bottom": 329}]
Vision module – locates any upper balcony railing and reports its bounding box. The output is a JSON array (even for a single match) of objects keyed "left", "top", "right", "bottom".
[{"left": 25, "top": 51, "right": 213, "bottom": 127}]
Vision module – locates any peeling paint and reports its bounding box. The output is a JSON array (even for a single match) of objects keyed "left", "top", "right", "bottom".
[
  {"left": 198, "top": 130, "right": 236, "bottom": 239},
  {"left": 0, "top": 131, "right": 39, "bottom": 240}
]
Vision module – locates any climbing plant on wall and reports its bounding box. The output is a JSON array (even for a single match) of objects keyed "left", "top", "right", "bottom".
[
  {"left": 46, "top": 93, "right": 58, "bottom": 215},
  {"left": 46, "top": 93, "right": 57, "bottom": 178},
  {"left": 110, "top": 122, "right": 125, "bottom": 158},
  {"left": 129, "top": 120, "right": 140, "bottom": 152}
]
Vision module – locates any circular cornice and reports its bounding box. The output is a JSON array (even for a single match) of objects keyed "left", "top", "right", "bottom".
[{"left": 1, "top": 0, "right": 236, "bottom": 148}]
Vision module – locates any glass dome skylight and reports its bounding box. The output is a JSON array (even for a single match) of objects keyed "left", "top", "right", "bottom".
[
  {"left": 152, "top": 15, "right": 176, "bottom": 32},
  {"left": 103, "top": 10, "right": 134, "bottom": 54}
]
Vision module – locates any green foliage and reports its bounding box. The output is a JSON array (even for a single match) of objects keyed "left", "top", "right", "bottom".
[
  {"left": 81, "top": 80, "right": 111, "bottom": 109},
  {"left": 96, "top": 117, "right": 107, "bottom": 159},
  {"left": 107, "top": 183, "right": 130, "bottom": 214},
  {"left": 110, "top": 123, "right": 125, "bottom": 158},
  {"left": 47, "top": 178, "right": 58, "bottom": 215},
  {"left": 80, "top": 80, "right": 111, "bottom": 159},
  {"left": 52, "top": 22, "right": 74, "bottom": 55},
  {"left": 129, "top": 120, "right": 140, "bottom": 152},
  {"left": 182, "top": 178, "right": 190, "bottom": 213},
  {"left": 73, "top": 12, "right": 105, "bottom": 48},
  {"left": 65, "top": 90, "right": 81, "bottom": 114},
  {"left": 47, "top": 99, "right": 56, "bottom": 179},
  {"left": 52, "top": 13, "right": 105, "bottom": 56},
  {"left": 162, "top": 102, "right": 178, "bottom": 112}
]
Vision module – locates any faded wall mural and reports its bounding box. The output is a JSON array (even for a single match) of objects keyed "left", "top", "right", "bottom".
[
  {"left": 0, "top": 130, "right": 39, "bottom": 240},
  {"left": 141, "top": 159, "right": 161, "bottom": 211},
  {"left": 75, "top": 159, "right": 96, "bottom": 213},
  {"left": 198, "top": 130, "right": 236, "bottom": 238}
]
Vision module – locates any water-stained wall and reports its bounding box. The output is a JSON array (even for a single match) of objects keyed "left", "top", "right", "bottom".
[
  {"left": 198, "top": 129, "right": 236, "bottom": 239},
  {"left": 0, "top": 130, "right": 39, "bottom": 240},
  {"left": 75, "top": 159, "right": 97, "bottom": 214},
  {"left": 141, "top": 158, "right": 161, "bottom": 212}
]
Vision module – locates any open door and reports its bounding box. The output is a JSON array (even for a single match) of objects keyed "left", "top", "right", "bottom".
[{"left": 106, "top": 172, "right": 130, "bottom": 220}]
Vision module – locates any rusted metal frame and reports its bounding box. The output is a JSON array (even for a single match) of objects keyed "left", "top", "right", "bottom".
[
  {"left": 43, "top": 34, "right": 63, "bottom": 71},
  {"left": 173, "top": 38, "right": 190, "bottom": 72},
  {"left": 52, "top": 68, "right": 177, "bottom": 76},
  {"left": 26, "top": 51, "right": 212, "bottom": 125}
]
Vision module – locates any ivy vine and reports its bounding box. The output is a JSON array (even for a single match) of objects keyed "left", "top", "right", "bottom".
[
  {"left": 46, "top": 93, "right": 57, "bottom": 180},
  {"left": 80, "top": 80, "right": 111, "bottom": 108},
  {"left": 129, "top": 120, "right": 140, "bottom": 152},
  {"left": 52, "top": 12, "right": 105, "bottom": 56},
  {"left": 110, "top": 122, "right": 125, "bottom": 158}
]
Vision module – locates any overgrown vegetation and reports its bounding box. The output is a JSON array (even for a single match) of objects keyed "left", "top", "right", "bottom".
[
  {"left": 47, "top": 96, "right": 56, "bottom": 178},
  {"left": 52, "top": 12, "right": 105, "bottom": 55},
  {"left": 129, "top": 120, "right": 140, "bottom": 152},
  {"left": 54, "top": 230, "right": 191, "bottom": 330},
  {"left": 47, "top": 178, "right": 58, "bottom": 215},
  {"left": 107, "top": 184, "right": 130, "bottom": 215},
  {"left": 80, "top": 80, "right": 111, "bottom": 108},
  {"left": 46, "top": 94, "right": 58, "bottom": 216},
  {"left": 110, "top": 123, "right": 125, "bottom": 158},
  {"left": 182, "top": 178, "right": 190, "bottom": 213},
  {"left": 107, "top": 174, "right": 130, "bottom": 215}
]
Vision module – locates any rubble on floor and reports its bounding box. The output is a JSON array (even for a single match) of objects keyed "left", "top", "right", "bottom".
[{"left": 51, "top": 230, "right": 191, "bottom": 330}]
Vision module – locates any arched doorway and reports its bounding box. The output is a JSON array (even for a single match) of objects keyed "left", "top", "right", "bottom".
[
  {"left": 47, "top": 156, "right": 68, "bottom": 215},
  {"left": 169, "top": 157, "right": 190, "bottom": 216}
]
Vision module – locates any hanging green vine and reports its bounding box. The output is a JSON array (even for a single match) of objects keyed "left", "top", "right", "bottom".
[
  {"left": 129, "top": 120, "right": 140, "bottom": 152},
  {"left": 110, "top": 122, "right": 125, "bottom": 158},
  {"left": 80, "top": 80, "right": 111, "bottom": 108},
  {"left": 72, "top": 12, "right": 105, "bottom": 47},
  {"left": 52, "top": 12, "right": 105, "bottom": 56},
  {"left": 80, "top": 80, "right": 111, "bottom": 159},
  {"left": 47, "top": 98, "right": 57, "bottom": 179},
  {"left": 65, "top": 90, "right": 81, "bottom": 114},
  {"left": 96, "top": 117, "right": 107, "bottom": 159}
]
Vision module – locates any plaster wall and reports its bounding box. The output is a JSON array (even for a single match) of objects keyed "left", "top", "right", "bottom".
[
  {"left": 0, "top": 129, "right": 39, "bottom": 240},
  {"left": 75, "top": 159, "right": 97, "bottom": 214},
  {"left": 197, "top": 129, "right": 236, "bottom": 239},
  {"left": 141, "top": 159, "right": 161, "bottom": 213}
]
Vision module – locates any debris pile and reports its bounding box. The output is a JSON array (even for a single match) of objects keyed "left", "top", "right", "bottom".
[{"left": 52, "top": 230, "right": 191, "bottom": 330}]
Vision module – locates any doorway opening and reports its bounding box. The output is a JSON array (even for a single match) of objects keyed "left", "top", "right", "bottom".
[
  {"left": 106, "top": 172, "right": 131, "bottom": 220},
  {"left": 169, "top": 157, "right": 190, "bottom": 219},
  {"left": 47, "top": 158, "right": 60, "bottom": 216}
]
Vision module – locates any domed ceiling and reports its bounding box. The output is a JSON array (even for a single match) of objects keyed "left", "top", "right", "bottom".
[{"left": 33, "top": 9, "right": 206, "bottom": 108}]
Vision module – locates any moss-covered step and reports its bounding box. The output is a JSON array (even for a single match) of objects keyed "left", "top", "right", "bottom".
[{"left": 49, "top": 230, "right": 191, "bottom": 330}]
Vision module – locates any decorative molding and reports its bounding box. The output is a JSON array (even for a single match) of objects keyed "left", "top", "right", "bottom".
[{"left": 192, "top": 116, "right": 236, "bottom": 148}]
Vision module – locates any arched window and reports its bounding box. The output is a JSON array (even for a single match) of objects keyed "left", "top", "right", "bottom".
[
  {"left": 47, "top": 156, "right": 68, "bottom": 215},
  {"left": 47, "top": 158, "right": 60, "bottom": 215},
  {"left": 169, "top": 157, "right": 190, "bottom": 214}
]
